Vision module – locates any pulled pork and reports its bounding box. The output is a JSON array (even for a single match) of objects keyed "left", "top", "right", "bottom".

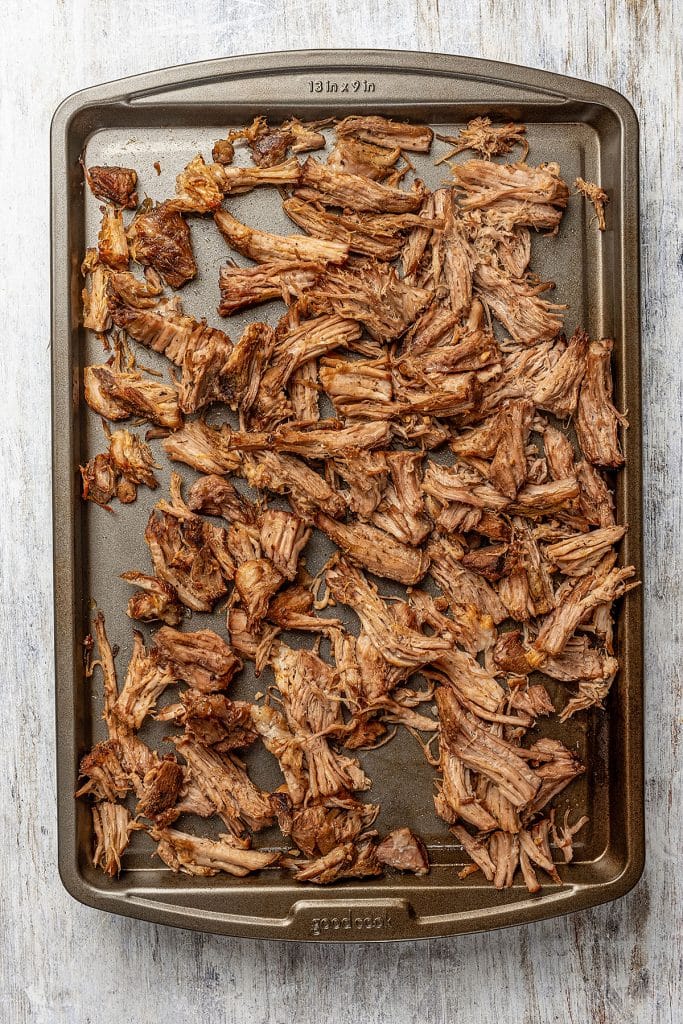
[{"left": 78, "top": 112, "right": 637, "bottom": 892}]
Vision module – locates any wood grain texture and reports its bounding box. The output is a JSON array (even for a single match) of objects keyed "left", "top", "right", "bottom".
[{"left": 1, "top": 1, "right": 680, "bottom": 1022}]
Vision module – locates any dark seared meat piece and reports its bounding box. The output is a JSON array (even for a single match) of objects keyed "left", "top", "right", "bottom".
[
  {"left": 84, "top": 163, "right": 138, "bottom": 208},
  {"left": 127, "top": 202, "right": 197, "bottom": 288}
]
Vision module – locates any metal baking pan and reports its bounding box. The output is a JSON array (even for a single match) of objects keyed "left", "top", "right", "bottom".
[{"left": 51, "top": 49, "right": 643, "bottom": 940}]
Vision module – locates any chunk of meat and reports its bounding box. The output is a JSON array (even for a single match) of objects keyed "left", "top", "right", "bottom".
[
  {"left": 376, "top": 828, "right": 429, "bottom": 875},
  {"left": 259, "top": 510, "right": 311, "bottom": 580},
  {"left": 218, "top": 259, "right": 323, "bottom": 315},
  {"left": 326, "top": 559, "right": 449, "bottom": 669},
  {"left": 97, "top": 206, "right": 129, "bottom": 270},
  {"left": 84, "top": 164, "right": 138, "bottom": 208},
  {"left": 136, "top": 756, "right": 185, "bottom": 824},
  {"left": 152, "top": 827, "right": 279, "bottom": 876},
  {"left": 215, "top": 209, "right": 349, "bottom": 265},
  {"left": 327, "top": 137, "right": 402, "bottom": 180},
  {"left": 575, "top": 337, "right": 626, "bottom": 467},
  {"left": 83, "top": 366, "right": 182, "bottom": 430},
  {"left": 145, "top": 509, "right": 228, "bottom": 613},
  {"left": 315, "top": 512, "right": 429, "bottom": 585},
  {"left": 80, "top": 452, "right": 117, "bottom": 509},
  {"left": 534, "top": 328, "right": 589, "bottom": 417},
  {"left": 299, "top": 157, "right": 425, "bottom": 213},
  {"left": 127, "top": 202, "right": 197, "bottom": 288},
  {"left": 162, "top": 419, "right": 242, "bottom": 475},
  {"left": 153, "top": 626, "right": 241, "bottom": 692},
  {"left": 337, "top": 115, "right": 433, "bottom": 151},
  {"left": 75, "top": 740, "right": 129, "bottom": 802},
  {"left": 474, "top": 263, "right": 566, "bottom": 345},
  {"left": 114, "top": 630, "right": 176, "bottom": 729},
  {"left": 240, "top": 451, "right": 346, "bottom": 518}
]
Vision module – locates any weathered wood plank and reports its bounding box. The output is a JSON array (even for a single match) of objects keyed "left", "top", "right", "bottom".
[{"left": 0, "top": 1, "right": 680, "bottom": 1022}]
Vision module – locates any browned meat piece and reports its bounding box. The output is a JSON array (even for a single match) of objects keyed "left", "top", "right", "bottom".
[
  {"left": 527, "top": 739, "right": 585, "bottom": 815},
  {"left": 82, "top": 257, "right": 112, "bottom": 333},
  {"left": 545, "top": 525, "right": 627, "bottom": 576},
  {"left": 108, "top": 267, "right": 164, "bottom": 308},
  {"left": 497, "top": 517, "right": 555, "bottom": 620},
  {"left": 371, "top": 452, "right": 431, "bottom": 546},
  {"left": 509, "top": 683, "right": 555, "bottom": 720},
  {"left": 453, "top": 159, "right": 569, "bottom": 212},
  {"left": 284, "top": 197, "right": 433, "bottom": 260},
  {"left": 166, "top": 154, "right": 226, "bottom": 212},
  {"left": 145, "top": 508, "right": 228, "bottom": 613},
  {"left": 290, "top": 799, "right": 379, "bottom": 857},
  {"left": 474, "top": 263, "right": 566, "bottom": 345},
  {"left": 271, "top": 643, "right": 370, "bottom": 799},
  {"left": 250, "top": 703, "right": 307, "bottom": 805},
  {"left": 534, "top": 328, "right": 589, "bottom": 416},
  {"left": 92, "top": 802, "right": 138, "bottom": 876},
  {"left": 394, "top": 368, "right": 479, "bottom": 418},
  {"left": 75, "top": 740, "right": 129, "bottom": 802},
  {"left": 289, "top": 357, "right": 320, "bottom": 423},
  {"left": 436, "top": 751, "right": 499, "bottom": 832},
  {"left": 97, "top": 206, "right": 129, "bottom": 270},
  {"left": 336, "top": 115, "right": 433, "bottom": 152},
  {"left": 218, "top": 259, "right": 322, "bottom": 315},
  {"left": 436, "top": 688, "right": 541, "bottom": 809},
  {"left": 84, "top": 164, "right": 138, "bottom": 208},
  {"left": 326, "top": 559, "right": 449, "bottom": 669},
  {"left": 575, "top": 176, "right": 609, "bottom": 230},
  {"left": 319, "top": 355, "right": 393, "bottom": 420},
  {"left": 109, "top": 291, "right": 238, "bottom": 414},
  {"left": 152, "top": 827, "right": 280, "bottom": 876},
  {"left": 227, "top": 420, "right": 390, "bottom": 460},
  {"left": 259, "top": 510, "right": 311, "bottom": 580},
  {"left": 173, "top": 735, "right": 276, "bottom": 834},
  {"left": 216, "top": 157, "right": 302, "bottom": 195},
  {"left": 154, "top": 626, "right": 241, "bottom": 691},
  {"left": 316, "top": 512, "right": 429, "bottom": 585},
  {"left": 326, "top": 137, "right": 402, "bottom": 180},
  {"left": 575, "top": 337, "right": 626, "bottom": 467},
  {"left": 375, "top": 828, "right": 429, "bottom": 875},
  {"left": 401, "top": 304, "right": 460, "bottom": 356},
  {"left": 212, "top": 137, "right": 234, "bottom": 164},
  {"left": 80, "top": 453, "right": 116, "bottom": 509},
  {"left": 234, "top": 558, "right": 284, "bottom": 628},
  {"left": 430, "top": 648, "right": 505, "bottom": 716},
  {"left": 559, "top": 676, "right": 617, "bottom": 721},
  {"left": 127, "top": 202, "right": 197, "bottom": 288},
  {"left": 333, "top": 453, "right": 388, "bottom": 519},
  {"left": 136, "top": 756, "right": 185, "bottom": 823},
  {"left": 576, "top": 460, "right": 616, "bottom": 527},
  {"left": 489, "top": 400, "right": 533, "bottom": 499},
  {"left": 267, "top": 586, "right": 341, "bottom": 635},
  {"left": 166, "top": 690, "right": 257, "bottom": 751},
  {"left": 534, "top": 563, "right": 638, "bottom": 657},
  {"left": 187, "top": 474, "right": 256, "bottom": 524},
  {"left": 428, "top": 189, "right": 476, "bottom": 317},
  {"left": 290, "top": 838, "right": 382, "bottom": 883},
  {"left": 305, "top": 262, "right": 430, "bottom": 341},
  {"left": 103, "top": 435, "right": 154, "bottom": 500},
  {"left": 299, "top": 157, "right": 425, "bottom": 213},
  {"left": 436, "top": 117, "right": 528, "bottom": 161},
  {"left": 542, "top": 635, "right": 618, "bottom": 684},
  {"left": 461, "top": 543, "right": 509, "bottom": 581},
  {"left": 282, "top": 116, "right": 328, "bottom": 153},
  {"left": 162, "top": 419, "right": 241, "bottom": 476},
  {"left": 398, "top": 306, "right": 499, "bottom": 377},
  {"left": 215, "top": 209, "right": 348, "bottom": 265},
  {"left": 424, "top": 461, "right": 579, "bottom": 519},
  {"left": 83, "top": 365, "right": 182, "bottom": 429},
  {"left": 428, "top": 535, "right": 507, "bottom": 631},
  {"left": 492, "top": 630, "right": 544, "bottom": 675},
  {"left": 241, "top": 451, "right": 346, "bottom": 518},
  {"left": 114, "top": 631, "right": 176, "bottom": 730}
]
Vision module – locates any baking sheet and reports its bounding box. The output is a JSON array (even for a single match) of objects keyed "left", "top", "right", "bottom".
[{"left": 51, "top": 50, "right": 643, "bottom": 940}]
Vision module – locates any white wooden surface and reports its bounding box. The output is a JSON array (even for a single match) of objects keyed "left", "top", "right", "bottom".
[{"left": 1, "top": 2, "right": 681, "bottom": 1022}]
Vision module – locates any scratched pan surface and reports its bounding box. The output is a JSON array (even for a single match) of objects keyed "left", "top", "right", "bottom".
[{"left": 51, "top": 50, "right": 643, "bottom": 941}]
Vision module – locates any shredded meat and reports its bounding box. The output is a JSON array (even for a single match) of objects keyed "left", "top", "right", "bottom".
[
  {"left": 77, "top": 113, "right": 638, "bottom": 892},
  {"left": 575, "top": 176, "right": 609, "bottom": 230}
]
